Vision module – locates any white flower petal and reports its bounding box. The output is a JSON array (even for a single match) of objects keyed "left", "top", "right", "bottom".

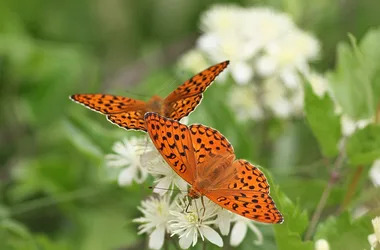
[
  {"left": 370, "top": 160, "right": 380, "bottom": 187},
  {"left": 256, "top": 55, "right": 278, "bottom": 77},
  {"left": 315, "top": 239, "right": 330, "bottom": 250},
  {"left": 179, "top": 234, "right": 194, "bottom": 249},
  {"left": 149, "top": 226, "right": 166, "bottom": 250},
  {"left": 217, "top": 209, "right": 231, "bottom": 236},
  {"left": 117, "top": 167, "right": 136, "bottom": 186},
  {"left": 368, "top": 233, "right": 378, "bottom": 248},
  {"left": 230, "top": 220, "right": 247, "bottom": 247},
  {"left": 199, "top": 226, "right": 223, "bottom": 247},
  {"left": 230, "top": 61, "right": 253, "bottom": 85}
]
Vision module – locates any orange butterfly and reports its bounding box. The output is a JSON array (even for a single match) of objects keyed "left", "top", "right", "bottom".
[
  {"left": 70, "top": 61, "right": 229, "bottom": 131},
  {"left": 144, "top": 112, "right": 284, "bottom": 224}
]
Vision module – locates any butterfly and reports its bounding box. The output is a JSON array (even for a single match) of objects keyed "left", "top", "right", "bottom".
[
  {"left": 144, "top": 112, "right": 284, "bottom": 224},
  {"left": 70, "top": 61, "right": 229, "bottom": 131}
]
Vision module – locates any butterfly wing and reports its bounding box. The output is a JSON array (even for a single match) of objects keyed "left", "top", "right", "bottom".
[
  {"left": 189, "top": 124, "right": 234, "bottom": 164},
  {"left": 144, "top": 112, "right": 196, "bottom": 184},
  {"left": 164, "top": 61, "right": 229, "bottom": 120},
  {"left": 70, "top": 94, "right": 148, "bottom": 131},
  {"left": 205, "top": 159, "right": 283, "bottom": 224},
  {"left": 107, "top": 111, "right": 146, "bottom": 131},
  {"left": 70, "top": 94, "right": 146, "bottom": 114}
]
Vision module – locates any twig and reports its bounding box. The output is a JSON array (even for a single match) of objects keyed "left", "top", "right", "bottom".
[
  {"left": 304, "top": 139, "right": 346, "bottom": 240},
  {"left": 337, "top": 165, "right": 364, "bottom": 214}
]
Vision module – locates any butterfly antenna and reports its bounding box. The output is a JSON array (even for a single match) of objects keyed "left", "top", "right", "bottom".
[
  {"left": 156, "top": 70, "right": 184, "bottom": 96},
  {"left": 148, "top": 186, "right": 186, "bottom": 194},
  {"left": 121, "top": 90, "right": 151, "bottom": 99}
]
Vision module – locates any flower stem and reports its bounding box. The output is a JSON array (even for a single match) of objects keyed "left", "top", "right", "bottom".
[
  {"left": 304, "top": 141, "right": 346, "bottom": 240},
  {"left": 337, "top": 165, "right": 364, "bottom": 214}
]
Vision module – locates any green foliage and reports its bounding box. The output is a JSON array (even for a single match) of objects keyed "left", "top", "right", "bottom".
[
  {"left": 346, "top": 124, "right": 380, "bottom": 165},
  {"left": 273, "top": 189, "right": 313, "bottom": 250},
  {"left": 328, "top": 27, "right": 380, "bottom": 120},
  {"left": 314, "top": 212, "right": 373, "bottom": 250},
  {"left": 303, "top": 82, "right": 341, "bottom": 157}
]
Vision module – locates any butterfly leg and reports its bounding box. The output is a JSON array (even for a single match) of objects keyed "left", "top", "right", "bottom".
[
  {"left": 185, "top": 198, "right": 192, "bottom": 213},
  {"left": 201, "top": 196, "right": 206, "bottom": 217}
]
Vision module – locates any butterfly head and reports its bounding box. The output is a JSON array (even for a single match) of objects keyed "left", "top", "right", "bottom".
[{"left": 188, "top": 186, "right": 202, "bottom": 199}]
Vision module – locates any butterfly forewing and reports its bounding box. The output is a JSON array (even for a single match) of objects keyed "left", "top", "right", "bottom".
[
  {"left": 164, "top": 61, "right": 229, "bottom": 120},
  {"left": 144, "top": 112, "right": 196, "bottom": 184},
  {"left": 189, "top": 124, "right": 234, "bottom": 164},
  {"left": 70, "top": 94, "right": 146, "bottom": 114}
]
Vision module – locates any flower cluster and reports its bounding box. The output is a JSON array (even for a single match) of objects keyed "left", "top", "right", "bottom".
[
  {"left": 105, "top": 135, "right": 264, "bottom": 249},
  {"left": 179, "top": 5, "right": 320, "bottom": 121}
]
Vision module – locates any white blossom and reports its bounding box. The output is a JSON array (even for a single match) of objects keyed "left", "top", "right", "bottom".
[
  {"left": 169, "top": 197, "right": 223, "bottom": 249},
  {"left": 178, "top": 4, "right": 321, "bottom": 119},
  {"left": 340, "top": 115, "right": 373, "bottom": 137},
  {"left": 105, "top": 136, "right": 150, "bottom": 186},
  {"left": 368, "top": 217, "right": 380, "bottom": 250},
  {"left": 306, "top": 71, "right": 329, "bottom": 98},
  {"left": 370, "top": 159, "right": 380, "bottom": 187},
  {"left": 133, "top": 195, "right": 176, "bottom": 250},
  {"left": 230, "top": 214, "right": 263, "bottom": 247},
  {"left": 315, "top": 239, "right": 330, "bottom": 250},
  {"left": 227, "top": 85, "right": 264, "bottom": 121},
  {"left": 215, "top": 209, "right": 233, "bottom": 236},
  {"left": 141, "top": 148, "right": 188, "bottom": 196}
]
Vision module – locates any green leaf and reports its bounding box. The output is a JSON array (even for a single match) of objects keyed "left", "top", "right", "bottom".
[
  {"left": 261, "top": 170, "right": 312, "bottom": 250},
  {"left": 303, "top": 82, "right": 341, "bottom": 157},
  {"left": 272, "top": 188, "right": 313, "bottom": 250},
  {"left": 61, "top": 119, "right": 103, "bottom": 160},
  {"left": 346, "top": 124, "right": 380, "bottom": 165},
  {"left": 328, "top": 28, "right": 380, "bottom": 120},
  {"left": 314, "top": 212, "right": 372, "bottom": 250}
]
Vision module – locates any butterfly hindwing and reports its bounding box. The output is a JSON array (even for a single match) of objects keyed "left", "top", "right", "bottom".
[
  {"left": 107, "top": 111, "right": 146, "bottom": 131},
  {"left": 206, "top": 159, "right": 283, "bottom": 224}
]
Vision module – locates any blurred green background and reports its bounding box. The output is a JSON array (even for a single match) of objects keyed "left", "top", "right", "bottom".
[{"left": 1, "top": 0, "right": 380, "bottom": 249}]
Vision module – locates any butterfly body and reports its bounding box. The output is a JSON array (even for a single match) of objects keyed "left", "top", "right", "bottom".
[
  {"left": 145, "top": 112, "right": 284, "bottom": 224},
  {"left": 146, "top": 95, "right": 165, "bottom": 114},
  {"left": 70, "top": 61, "right": 229, "bottom": 131}
]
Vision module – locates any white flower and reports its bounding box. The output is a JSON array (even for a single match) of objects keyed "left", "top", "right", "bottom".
[
  {"left": 340, "top": 115, "right": 373, "bottom": 137},
  {"left": 306, "top": 71, "right": 329, "bottom": 98},
  {"left": 315, "top": 239, "right": 330, "bottom": 250},
  {"left": 105, "top": 136, "right": 149, "bottom": 186},
  {"left": 230, "top": 214, "right": 263, "bottom": 247},
  {"left": 215, "top": 209, "right": 233, "bottom": 236},
  {"left": 133, "top": 195, "right": 176, "bottom": 250},
  {"left": 200, "top": 4, "right": 242, "bottom": 35},
  {"left": 370, "top": 159, "right": 380, "bottom": 187},
  {"left": 141, "top": 148, "right": 188, "bottom": 196},
  {"left": 368, "top": 217, "right": 380, "bottom": 250},
  {"left": 263, "top": 29, "right": 319, "bottom": 75},
  {"left": 169, "top": 197, "right": 223, "bottom": 249},
  {"left": 177, "top": 49, "right": 210, "bottom": 76},
  {"left": 227, "top": 85, "right": 264, "bottom": 121},
  {"left": 262, "top": 78, "right": 292, "bottom": 118},
  {"left": 197, "top": 34, "right": 254, "bottom": 85},
  {"left": 243, "top": 7, "right": 295, "bottom": 47}
]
